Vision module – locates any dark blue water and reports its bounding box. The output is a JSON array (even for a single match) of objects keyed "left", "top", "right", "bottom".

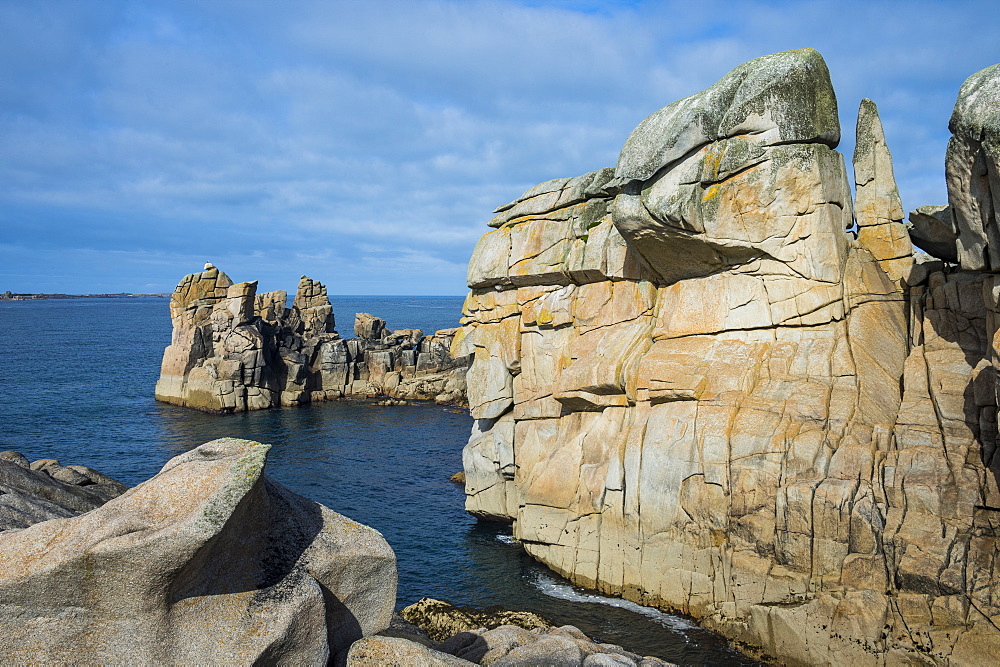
[{"left": 0, "top": 297, "right": 751, "bottom": 664}]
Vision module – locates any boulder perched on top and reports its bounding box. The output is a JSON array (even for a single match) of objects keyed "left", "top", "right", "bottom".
[
  {"left": 946, "top": 63, "right": 1000, "bottom": 269},
  {"left": 0, "top": 438, "right": 397, "bottom": 664},
  {"left": 611, "top": 48, "right": 851, "bottom": 286},
  {"left": 615, "top": 47, "right": 839, "bottom": 183},
  {"left": 354, "top": 312, "right": 388, "bottom": 340},
  {"left": 908, "top": 204, "right": 959, "bottom": 262}
]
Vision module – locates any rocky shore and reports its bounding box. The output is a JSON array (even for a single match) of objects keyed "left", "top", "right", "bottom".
[
  {"left": 154, "top": 268, "right": 469, "bottom": 413},
  {"left": 456, "top": 50, "right": 1000, "bottom": 663},
  {"left": 0, "top": 443, "right": 675, "bottom": 665}
]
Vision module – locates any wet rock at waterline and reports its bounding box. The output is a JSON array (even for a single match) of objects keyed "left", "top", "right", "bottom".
[
  {"left": 400, "top": 597, "right": 554, "bottom": 642},
  {"left": 457, "top": 49, "right": 1000, "bottom": 664},
  {"left": 154, "top": 266, "right": 470, "bottom": 412},
  {"left": 390, "top": 598, "right": 674, "bottom": 666},
  {"left": 0, "top": 438, "right": 397, "bottom": 664}
]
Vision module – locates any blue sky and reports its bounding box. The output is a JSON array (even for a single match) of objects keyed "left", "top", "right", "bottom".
[{"left": 1, "top": 0, "right": 997, "bottom": 295}]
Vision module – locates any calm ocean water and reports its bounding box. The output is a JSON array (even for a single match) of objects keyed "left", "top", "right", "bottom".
[{"left": 0, "top": 296, "right": 752, "bottom": 664}]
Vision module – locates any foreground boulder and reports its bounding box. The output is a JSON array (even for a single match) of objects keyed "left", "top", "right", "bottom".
[
  {"left": 457, "top": 49, "right": 1000, "bottom": 663},
  {"left": 0, "top": 438, "right": 396, "bottom": 664},
  {"left": 154, "top": 265, "right": 469, "bottom": 412}
]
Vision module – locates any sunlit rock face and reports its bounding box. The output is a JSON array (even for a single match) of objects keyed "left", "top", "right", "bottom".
[
  {"left": 154, "top": 266, "right": 469, "bottom": 412},
  {"left": 458, "top": 49, "right": 1000, "bottom": 664}
]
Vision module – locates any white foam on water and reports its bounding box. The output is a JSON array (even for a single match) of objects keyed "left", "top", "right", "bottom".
[
  {"left": 495, "top": 533, "right": 520, "bottom": 544},
  {"left": 532, "top": 572, "right": 698, "bottom": 635}
]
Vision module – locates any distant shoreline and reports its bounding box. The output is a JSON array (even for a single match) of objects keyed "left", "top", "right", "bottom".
[{"left": 1, "top": 292, "right": 171, "bottom": 301}]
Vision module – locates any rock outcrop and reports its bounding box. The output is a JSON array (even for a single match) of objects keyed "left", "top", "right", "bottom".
[
  {"left": 947, "top": 64, "right": 1000, "bottom": 270},
  {"left": 155, "top": 265, "right": 469, "bottom": 412},
  {"left": 356, "top": 598, "right": 672, "bottom": 666},
  {"left": 399, "top": 597, "right": 553, "bottom": 642},
  {"left": 0, "top": 450, "right": 128, "bottom": 530},
  {"left": 457, "top": 49, "right": 1000, "bottom": 663},
  {"left": 0, "top": 438, "right": 396, "bottom": 664}
]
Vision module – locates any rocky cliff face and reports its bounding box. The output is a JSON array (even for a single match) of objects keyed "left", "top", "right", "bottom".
[
  {"left": 457, "top": 50, "right": 1000, "bottom": 663},
  {"left": 155, "top": 266, "right": 469, "bottom": 412}
]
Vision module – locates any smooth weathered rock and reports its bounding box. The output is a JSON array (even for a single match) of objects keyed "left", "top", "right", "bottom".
[
  {"left": 611, "top": 50, "right": 848, "bottom": 288},
  {"left": 909, "top": 204, "right": 959, "bottom": 262},
  {"left": 458, "top": 50, "right": 1000, "bottom": 664},
  {"left": 441, "top": 623, "right": 673, "bottom": 666},
  {"left": 347, "top": 636, "right": 474, "bottom": 666},
  {"left": 946, "top": 63, "right": 1000, "bottom": 270},
  {"left": 616, "top": 48, "right": 839, "bottom": 183},
  {"left": 0, "top": 453, "right": 127, "bottom": 531},
  {"left": 0, "top": 438, "right": 397, "bottom": 664},
  {"left": 155, "top": 269, "right": 469, "bottom": 412}
]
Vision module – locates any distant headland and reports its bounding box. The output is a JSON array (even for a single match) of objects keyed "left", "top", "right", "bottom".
[{"left": 1, "top": 290, "right": 171, "bottom": 301}]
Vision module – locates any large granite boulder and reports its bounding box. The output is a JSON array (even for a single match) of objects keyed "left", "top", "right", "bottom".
[
  {"left": 155, "top": 266, "right": 470, "bottom": 412},
  {"left": 946, "top": 63, "right": 1000, "bottom": 270},
  {"left": 457, "top": 50, "right": 1000, "bottom": 664},
  {"left": 0, "top": 438, "right": 396, "bottom": 664}
]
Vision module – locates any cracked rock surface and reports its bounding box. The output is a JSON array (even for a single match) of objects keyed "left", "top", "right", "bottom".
[
  {"left": 154, "top": 265, "right": 470, "bottom": 412},
  {"left": 457, "top": 49, "right": 1000, "bottom": 664}
]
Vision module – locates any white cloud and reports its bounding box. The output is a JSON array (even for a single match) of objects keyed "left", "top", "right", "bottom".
[{"left": 1, "top": 0, "right": 997, "bottom": 294}]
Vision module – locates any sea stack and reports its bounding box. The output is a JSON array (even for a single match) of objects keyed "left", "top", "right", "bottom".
[
  {"left": 456, "top": 50, "right": 1000, "bottom": 663},
  {"left": 154, "top": 270, "right": 469, "bottom": 412}
]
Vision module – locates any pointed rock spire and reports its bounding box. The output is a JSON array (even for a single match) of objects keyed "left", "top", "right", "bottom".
[{"left": 853, "top": 98, "right": 913, "bottom": 283}]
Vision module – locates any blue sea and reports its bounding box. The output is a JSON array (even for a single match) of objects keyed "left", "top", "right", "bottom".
[{"left": 0, "top": 296, "right": 752, "bottom": 664}]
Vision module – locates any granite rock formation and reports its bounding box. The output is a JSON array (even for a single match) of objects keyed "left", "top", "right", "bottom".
[
  {"left": 0, "top": 438, "right": 396, "bottom": 664},
  {"left": 155, "top": 266, "right": 469, "bottom": 412},
  {"left": 457, "top": 50, "right": 1000, "bottom": 663},
  {"left": 947, "top": 64, "right": 1000, "bottom": 270},
  {"left": 356, "top": 599, "right": 673, "bottom": 666},
  {"left": 399, "top": 597, "right": 553, "bottom": 642},
  {"left": 0, "top": 450, "right": 127, "bottom": 531}
]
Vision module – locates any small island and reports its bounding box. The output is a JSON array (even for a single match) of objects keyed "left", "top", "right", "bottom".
[{"left": 1, "top": 290, "right": 171, "bottom": 300}]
